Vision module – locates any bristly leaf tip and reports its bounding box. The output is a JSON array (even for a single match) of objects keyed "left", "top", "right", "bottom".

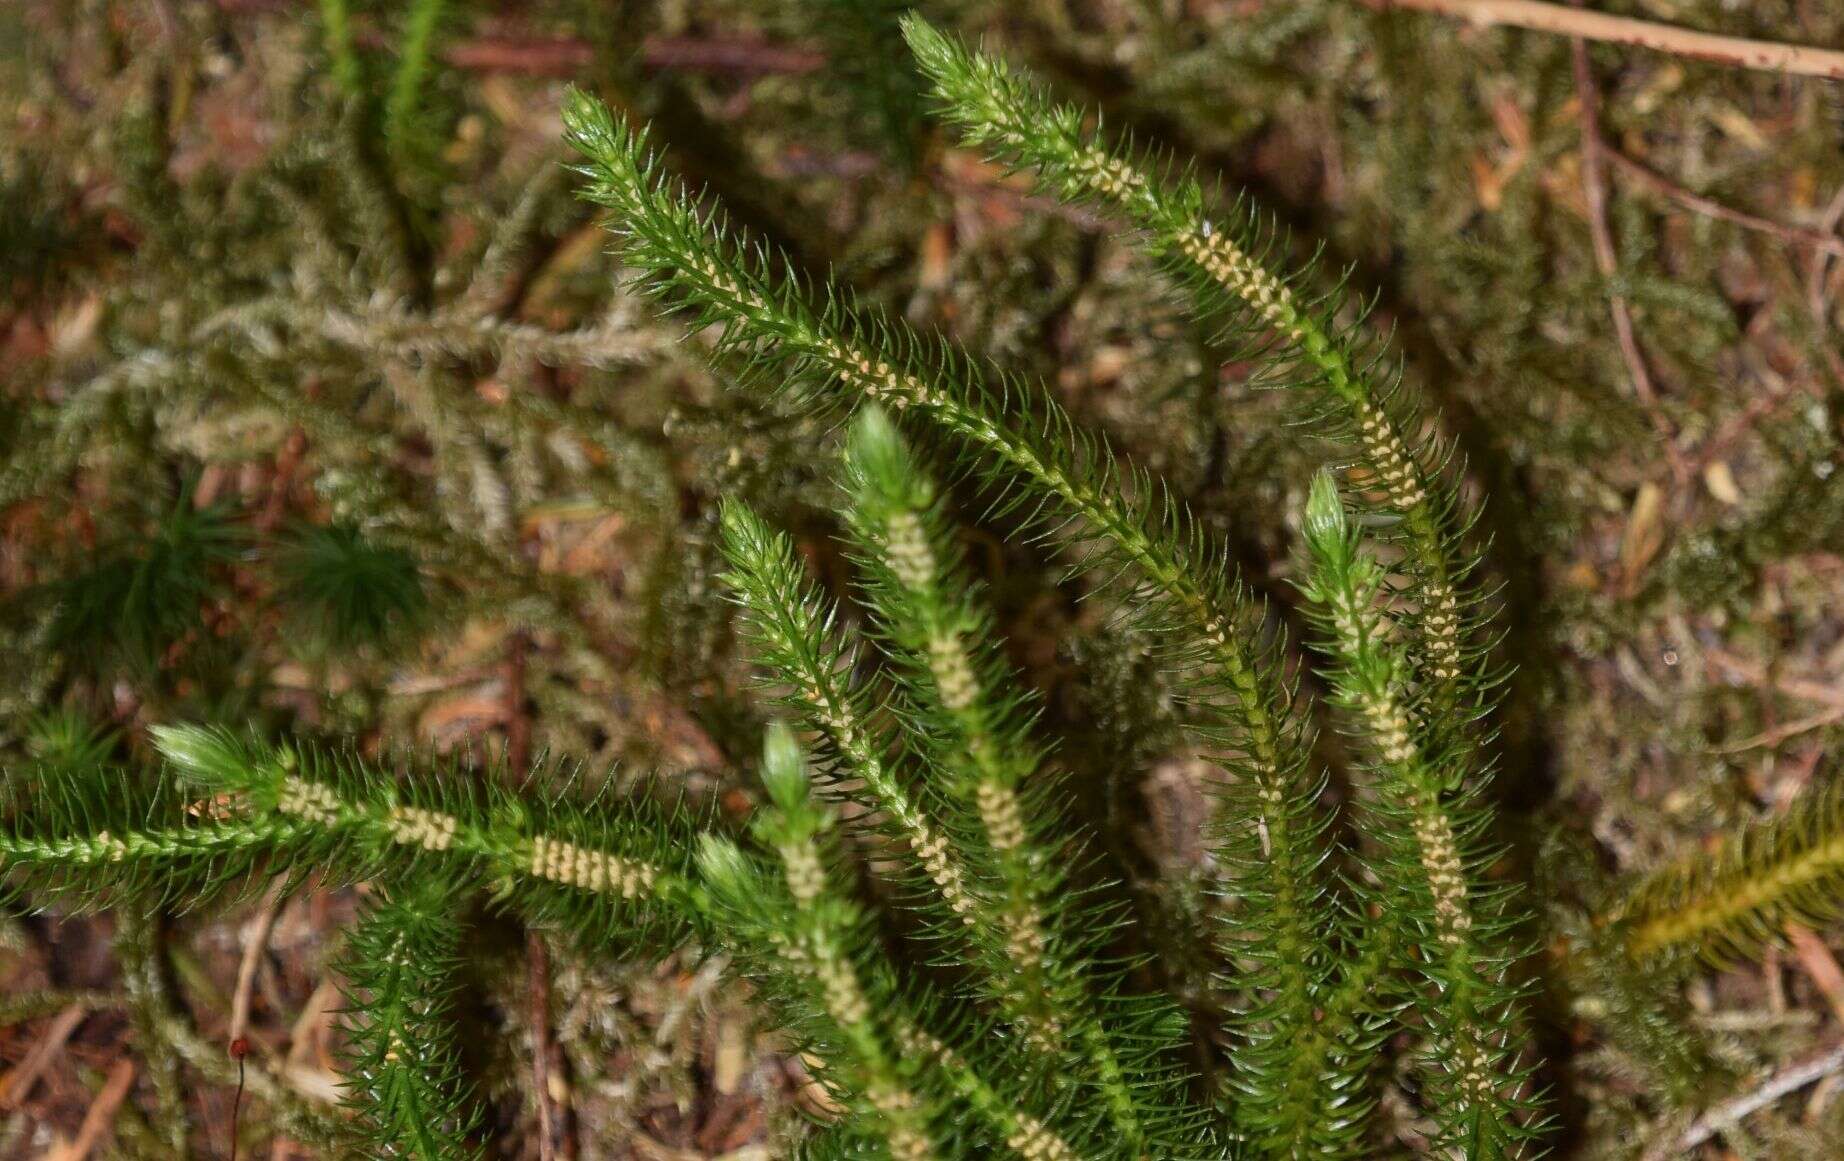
[{"left": 1303, "top": 470, "right": 1349, "bottom": 555}]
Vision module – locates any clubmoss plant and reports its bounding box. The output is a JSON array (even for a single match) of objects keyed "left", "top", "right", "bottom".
[
  {"left": 337, "top": 877, "right": 485, "bottom": 1158},
  {"left": 271, "top": 521, "right": 429, "bottom": 654},
  {"left": 561, "top": 68, "right": 1351, "bottom": 1160},
  {"left": 40, "top": 494, "right": 243, "bottom": 678},
  {"left": 1610, "top": 779, "right": 1844, "bottom": 967},
  {"left": 558, "top": 18, "right": 1536, "bottom": 1155}
]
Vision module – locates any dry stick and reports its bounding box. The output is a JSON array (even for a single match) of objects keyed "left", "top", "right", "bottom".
[
  {"left": 226, "top": 887, "right": 286, "bottom": 1161},
  {"left": 427, "top": 34, "right": 822, "bottom": 78},
  {"left": 1804, "top": 184, "right": 1844, "bottom": 390},
  {"left": 1604, "top": 149, "right": 1844, "bottom": 258},
  {"left": 506, "top": 632, "right": 576, "bottom": 1161},
  {"left": 1705, "top": 646, "right": 1844, "bottom": 750},
  {"left": 1718, "top": 704, "right": 1844, "bottom": 753},
  {"left": 1682, "top": 371, "right": 1801, "bottom": 483},
  {"left": 1677, "top": 1042, "right": 1844, "bottom": 1152},
  {"left": 0, "top": 1005, "right": 87, "bottom": 1109},
  {"left": 1371, "top": 0, "right": 1844, "bottom": 80},
  {"left": 528, "top": 932, "right": 565, "bottom": 1161},
  {"left": 1785, "top": 924, "right": 1844, "bottom": 1027},
  {"left": 1570, "top": 37, "right": 1687, "bottom": 485},
  {"left": 256, "top": 427, "right": 309, "bottom": 535},
  {"left": 1705, "top": 647, "right": 1844, "bottom": 711},
  {"left": 229, "top": 883, "right": 288, "bottom": 1054},
  {"left": 223, "top": 0, "right": 827, "bottom": 77},
  {"left": 505, "top": 630, "right": 532, "bottom": 777},
  {"left": 507, "top": 630, "right": 547, "bottom": 1161},
  {"left": 270, "top": 979, "right": 337, "bottom": 1157},
  {"left": 1806, "top": 185, "right": 1844, "bottom": 320},
  {"left": 53, "top": 1058, "right": 136, "bottom": 1161}
]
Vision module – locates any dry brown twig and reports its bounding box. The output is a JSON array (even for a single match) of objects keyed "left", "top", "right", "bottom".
[
  {"left": 51, "top": 1058, "right": 136, "bottom": 1161},
  {"left": 506, "top": 631, "right": 578, "bottom": 1161},
  {"left": 1603, "top": 149, "right": 1844, "bottom": 258},
  {"left": 527, "top": 932, "right": 580, "bottom": 1161},
  {"left": 1372, "top": 0, "right": 1844, "bottom": 80},
  {"left": 350, "top": 31, "right": 825, "bottom": 79},
  {"left": 0, "top": 1004, "right": 87, "bottom": 1109},
  {"left": 229, "top": 882, "right": 289, "bottom": 1055},
  {"left": 1785, "top": 924, "right": 1844, "bottom": 1027},
  {"left": 1706, "top": 648, "right": 1844, "bottom": 711},
  {"left": 256, "top": 427, "right": 309, "bottom": 535},
  {"left": 1569, "top": 38, "right": 1686, "bottom": 484},
  {"left": 1807, "top": 186, "right": 1844, "bottom": 316},
  {"left": 1804, "top": 184, "right": 1844, "bottom": 388},
  {"left": 1674, "top": 1042, "right": 1844, "bottom": 1152},
  {"left": 1706, "top": 646, "right": 1844, "bottom": 751},
  {"left": 1681, "top": 367, "right": 1802, "bottom": 484},
  {"left": 216, "top": 0, "right": 828, "bottom": 77},
  {"left": 505, "top": 630, "right": 533, "bottom": 777},
  {"left": 1719, "top": 705, "right": 1844, "bottom": 753}
]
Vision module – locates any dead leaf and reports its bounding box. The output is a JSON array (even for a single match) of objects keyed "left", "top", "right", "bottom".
[
  {"left": 918, "top": 221, "right": 953, "bottom": 292},
  {"left": 1709, "top": 103, "right": 1768, "bottom": 151},
  {"left": 49, "top": 295, "right": 103, "bottom": 358},
  {"left": 1702, "top": 460, "right": 1742, "bottom": 506},
  {"left": 418, "top": 689, "right": 508, "bottom": 742},
  {"left": 1472, "top": 154, "right": 1506, "bottom": 212},
  {"left": 1618, "top": 482, "right": 1667, "bottom": 586}
]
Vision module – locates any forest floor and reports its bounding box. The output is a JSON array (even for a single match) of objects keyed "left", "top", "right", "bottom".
[{"left": 6, "top": 1, "right": 1844, "bottom": 1158}]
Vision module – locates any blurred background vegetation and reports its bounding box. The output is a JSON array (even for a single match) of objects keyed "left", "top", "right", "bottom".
[{"left": 3, "top": 0, "right": 1844, "bottom": 1156}]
